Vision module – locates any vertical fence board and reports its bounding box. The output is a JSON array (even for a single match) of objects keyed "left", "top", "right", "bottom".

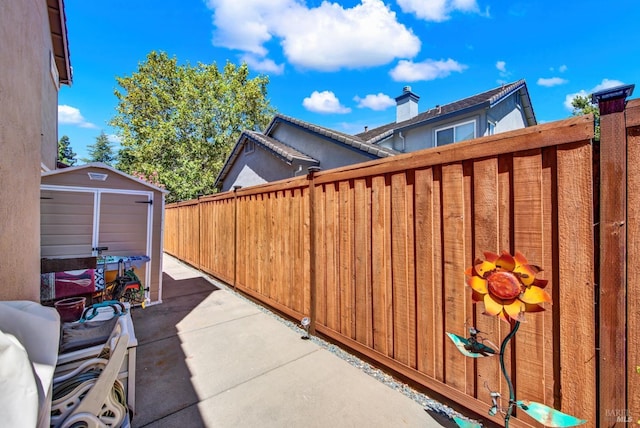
[
  {"left": 541, "top": 148, "right": 557, "bottom": 409},
  {"left": 316, "top": 185, "right": 327, "bottom": 325},
  {"left": 415, "top": 168, "right": 436, "bottom": 378},
  {"left": 303, "top": 187, "right": 312, "bottom": 316},
  {"left": 441, "top": 163, "right": 469, "bottom": 393},
  {"left": 497, "top": 156, "right": 513, "bottom": 400},
  {"left": 513, "top": 150, "right": 546, "bottom": 422},
  {"left": 627, "top": 123, "right": 640, "bottom": 420},
  {"left": 371, "top": 175, "right": 391, "bottom": 356},
  {"left": 354, "top": 178, "right": 373, "bottom": 346},
  {"left": 407, "top": 172, "right": 417, "bottom": 369},
  {"left": 415, "top": 168, "right": 435, "bottom": 377},
  {"left": 339, "top": 180, "right": 354, "bottom": 338},
  {"left": 432, "top": 168, "right": 445, "bottom": 383},
  {"left": 472, "top": 157, "right": 503, "bottom": 404},
  {"left": 325, "top": 183, "right": 339, "bottom": 331},
  {"left": 257, "top": 194, "right": 266, "bottom": 296},
  {"left": 391, "top": 172, "right": 410, "bottom": 365},
  {"left": 556, "top": 142, "right": 596, "bottom": 423},
  {"left": 462, "top": 163, "right": 475, "bottom": 392},
  {"left": 292, "top": 188, "right": 303, "bottom": 313}
]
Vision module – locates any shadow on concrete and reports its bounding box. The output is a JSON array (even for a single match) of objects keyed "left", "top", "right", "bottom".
[{"left": 131, "top": 272, "right": 220, "bottom": 427}]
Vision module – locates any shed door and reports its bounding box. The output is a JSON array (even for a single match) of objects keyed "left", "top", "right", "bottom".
[
  {"left": 41, "top": 190, "right": 95, "bottom": 257},
  {"left": 97, "top": 193, "right": 149, "bottom": 255},
  {"left": 97, "top": 192, "right": 150, "bottom": 288}
]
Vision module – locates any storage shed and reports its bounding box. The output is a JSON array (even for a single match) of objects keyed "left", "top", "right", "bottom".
[{"left": 40, "top": 163, "right": 167, "bottom": 305}]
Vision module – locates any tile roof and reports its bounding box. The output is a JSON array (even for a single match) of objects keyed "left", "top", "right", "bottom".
[
  {"left": 356, "top": 80, "right": 535, "bottom": 141},
  {"left": 245, "top": 131, "right": 319, "bottom": 165},
  {"left": 269, "top": 114, "right": 399, "bottom": 158}
]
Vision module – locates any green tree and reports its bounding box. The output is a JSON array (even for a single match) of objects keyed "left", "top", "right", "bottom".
[
  {"left": 58, "top": 135, "right": 77, "bottom": 166},
  {"left": 571, "top": 94, "right": 600, "bottom": 140},
  {"left": 83, "top": 131, "right": 116, "bottom": 165},
  {"left": 110, "top": 51, "right": 274, "bottom": 202}
]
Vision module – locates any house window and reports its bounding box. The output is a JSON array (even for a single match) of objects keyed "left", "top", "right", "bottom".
[
  {"left": 435, "top": 120, "right": 476, "bottom": 146},
  {"left": 487, "top": 121, "right": 496, "bottom": 136},
  {"left": 244, "top": 140, "right": 255, "bottom": 154}
]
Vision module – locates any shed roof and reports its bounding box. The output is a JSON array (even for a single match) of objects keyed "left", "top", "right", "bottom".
[{"left": 42, "top": 163, "right": 169, "bottom": 193}]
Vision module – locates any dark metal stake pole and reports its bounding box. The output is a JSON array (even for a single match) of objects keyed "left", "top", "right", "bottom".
[{"left": 500, "top": 321, "right": 520, "bottom": 427}]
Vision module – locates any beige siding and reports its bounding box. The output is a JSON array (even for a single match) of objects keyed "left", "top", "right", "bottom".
[
  {"left": 98, "top": 193, "right": 149, "bottom": 290},
  {"left": 41, "top": 190, "right": 94, "bottom": 257}
]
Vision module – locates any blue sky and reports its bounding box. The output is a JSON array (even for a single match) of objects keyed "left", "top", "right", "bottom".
[{"left": 58, "top": 0, "right": 639, "bottom": 161}]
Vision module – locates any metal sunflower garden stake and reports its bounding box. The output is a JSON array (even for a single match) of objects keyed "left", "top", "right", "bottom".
[{"left": 447, "top": 251, "right": 586, "bottom": 427}]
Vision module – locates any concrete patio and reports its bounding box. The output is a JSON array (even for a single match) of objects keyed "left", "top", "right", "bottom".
[{"left": 130, "top": 254, "right": 447, "bottom": 427}]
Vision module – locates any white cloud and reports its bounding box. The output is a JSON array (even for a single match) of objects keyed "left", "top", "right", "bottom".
[
  {"left": 205, "top": 0, "right": 420, "bottom": 71},
  {"left": 240, "top": 54, "right": 285, "bottom": 75},
  {"left": 58, "top": 105, "right": 97, "bottom": 128},
  {"left": 397, "top": 0, "right": 481, "bottom": 22},
  {"left": 537, "top": 77, "right": 568, "bottom": 87},
  {"left": 107, "top": 134, "right": 122, "bottom": 144},
  {"left": 354, "top": 93, "right": 395, "bottom": 110},
  {"left": 563, "top": 78, "right": 625, "bottom": 111},
  {"left": 303, "top": 90, "right": 351, "bottom": 114},
  {"left": 495, "top": 60, "right": 511, "bottom": 83},
  {"left": 390, "top": 58, "right": 467, "bottom": 82},
  {"left": 559, "top": 64, "right": 568, "bottom": 73}
]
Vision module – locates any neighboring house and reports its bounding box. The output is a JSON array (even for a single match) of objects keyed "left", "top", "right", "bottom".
[
  {"left": 358, "top": 79, "right": 536, "bottom": 152},
  {"left": 215, "top": 116, "right": 399, "bottom": 192},
  {"left": 215, "top": 80, "right": 536, "bottom": 192},
  {"left": 0, "top": 0, "right": 72, "bottom": 301}
]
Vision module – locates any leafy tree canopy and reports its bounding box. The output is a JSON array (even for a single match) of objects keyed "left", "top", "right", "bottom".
[
  {"left": 110, "top": 51, "right": 275, "bottom": 202},
  {"left": 58, "top": 135, "right": 77, "bottom": 166},
  {"left": 571, "top": 94, "right": 600, "bottom": 140},
  {"left": 83, "top": 131, "right": 116, "bottom": 165}
]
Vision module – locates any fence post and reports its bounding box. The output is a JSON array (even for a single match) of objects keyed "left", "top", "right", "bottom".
[
  {"left": 197, "top": 195, "right": 202, "bottom": 270},
  {"left": 307, "top": 166, "right": 321, "bottom": 335},
  {"left": 233, "top": 185, "right": 242, "bottom": 290},
  {"left": 593, "top": 84, "right": 634, "bottom": 425},
  {"left": 625, "top": 97, "right": 640, "bottom": 422}
]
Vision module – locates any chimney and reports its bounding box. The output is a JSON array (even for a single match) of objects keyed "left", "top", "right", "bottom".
[{"left": 395, "top": 86, "right": 420, "bottom": 123}]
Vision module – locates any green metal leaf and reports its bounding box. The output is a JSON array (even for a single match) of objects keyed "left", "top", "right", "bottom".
[
  {"left": 446, "top": 332, "right": 496, "bottom": 358},
  {"left": 453, "top": 416, "right": 483, "bottom": 428},
  {"left": 516, "top": 401, "right": 586, "bottom": 427}
]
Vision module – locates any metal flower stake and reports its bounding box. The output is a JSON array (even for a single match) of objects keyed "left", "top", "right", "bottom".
[{"left": 447, "top": 251, "right": 586, "bottom": 427}]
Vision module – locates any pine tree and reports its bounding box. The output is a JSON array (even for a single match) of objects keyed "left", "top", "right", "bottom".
[
  {"left": 84, "top": 131, "right": 116, "bottom": 165},
  {"left": 58, "top": 135, "right": 77, "bottom": 166},
  {"left": 571, "top": 95, "right": 600, "bottom": 141}
]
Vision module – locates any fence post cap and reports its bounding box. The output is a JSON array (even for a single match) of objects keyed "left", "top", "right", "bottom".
[{"left": 592, "top": 84, "right": 635, "bottom": 115}]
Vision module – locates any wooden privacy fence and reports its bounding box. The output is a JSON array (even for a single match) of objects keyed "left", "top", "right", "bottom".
[{"left": 165, "top": 98, "right": 640, "bottom": 427}]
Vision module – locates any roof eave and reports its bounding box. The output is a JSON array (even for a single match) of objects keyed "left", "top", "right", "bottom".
[{"left": 48, "top": 0, "right": 72, "bottom": 85}]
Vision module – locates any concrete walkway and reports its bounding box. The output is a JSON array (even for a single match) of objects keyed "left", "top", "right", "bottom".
[{"left": 130, "top": 254, "right": 446, "bottom": 427}]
